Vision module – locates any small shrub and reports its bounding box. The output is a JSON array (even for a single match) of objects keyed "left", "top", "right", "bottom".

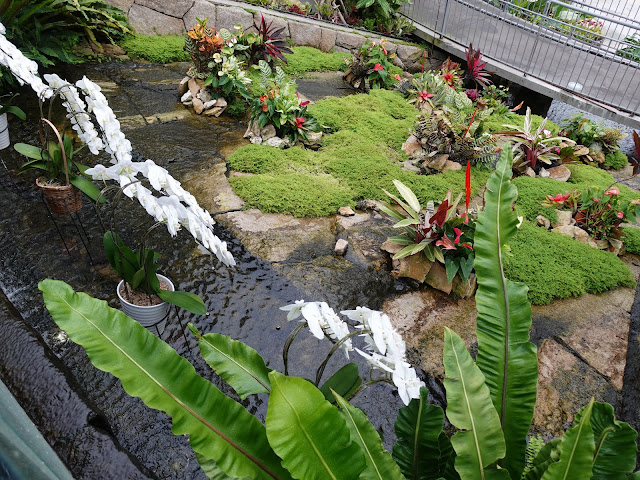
[
  {"left": 622, "top": 226, "right": 640, "bottom": 255},
  {"left": 604, "top": 150, "right": 628, "bottom": 170},
  {"left": 120, "top": 35, "right": 190, "bottom": 63}
]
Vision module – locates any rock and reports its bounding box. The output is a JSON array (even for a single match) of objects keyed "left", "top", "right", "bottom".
[
  {"left": 381, "top": 239, "right": 434, "bottom": 283},
  {"left": 536, "top": 215, "right": 551, "bottom": 229},
  {"left": 244, "top": 119, "right": 260, "bottom": 139},
  {"left": 396, "top": 44, "right": 422, "bottom": 63},
  {"left": 319, "top": 28, "right": 337, "bottom": 53},
  {"left": 101, "top": 44, "right": 126, "bottom": 57},
  {"left": 382, "top": 290, "right": 477, "bottom": 380},
  {"left": 215, "top": 5, "right": 254, "bottom": 32},
  {"left": 573, "top": 145, "right": 590, "bottom": 156},
  {"left": 552, "top": 209, "right": 574, "bottom": 228},
  {"left": 264, "top": 137, "right": 285, "bottom": 148},
  {"left": 256, "top": 13, "right": 289, "bottom": 36},
  {"left": 423, "top": 154, "right": 449, "bottom": 172},
  {"left": 128, "top": 4, "right": 184, "bottom": 35},
  {"left": 180, "top": 90, "right": 193, "bottom": 103},
  {"left": 391, "top": 56, "right": 405, "bottom": 69},
  {"left": 538, "top": 167, "right": 550, "bottom": 178},
  {"left": 192, "top": 97, "right": 204, "bottom": 114},
  {"left": 197, "top": 90, "right": 213, "bottom": 104},
  {"left": 188, "top": 77, "right": 203, "bottom": 98},
  {"left": 356, "top": 199, "right": 381, "bottom": 211},
  {"left": 609, "top": 238, "right": 624, "bottom": 255},
  {"left": 525, "top": 167, "right": 536, "bottom": 178},
  {"left": 334, "top": 239, "right": 349, "bottom": 256},
  {"left": 305, "top": 131, "right": 322, "bottom": 145},
  {"left": 203, "top": 106, "right": 224, "bottom": 117},
  {"left": 250, "top": 136, "right": 263, "bottom": 145},
  {"left": 595, "top": 239, "right": 609, "bottom": 250},
  {"left": 214, "top": 97, "right": 227, "bottom": 108},
  {"left": 105, "top": 0, "right": 134, "bottom": 12},
  {"left": 184, "top": 0, "right": 216, "bottom": 32},
  {"left": 203, "top": 99, "right": 217, "bottom": 110},
  {"left": 338, "top": 206, "right": 355, "bottom": 216},
  {"left": 402, "top": 160, "right": 421, "bottom": 173},
  {"left": 452, "top": 273, "right": 477, "bottom": 298},
  {"left": 178, "top": 76, "right": 190, "bottom": 97},
  {"left": 260, "top": 124, "right": 277, "bottom": 141},
  {"left": 288, "top": 21, "right": 322, "bottom": 49},
  {"left": 335, "top": 31, "right": 365, "bottom": 50},
  {"left": 424, "top": 261, "right": 453, "bottom": 294},
  {"left": 546, "top": 165, "right": 571, "bottom": 182},
  {"left": 553, "top": 225, "right": 598, "bottom": 248},
  {"left": 401, "top": 134, "right": 422, "bottom": 158},
  {"left": 136, "top": 0, "right": 193, "bottom": 17},
  {"left": 182, "top": 100, "right": 193, "bottom": 107},
  {"left": 337, "top": 213, "right": 371, "bottom": 229},
  {"left": 442, "top": 160, "right": 462, "bottom": 172}
]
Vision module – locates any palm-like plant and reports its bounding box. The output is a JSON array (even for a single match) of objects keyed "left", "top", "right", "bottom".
[{"left": 465, "top": 43, "right": 493, "bottom": 89}]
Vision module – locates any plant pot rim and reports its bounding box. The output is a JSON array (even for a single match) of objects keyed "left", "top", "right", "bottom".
[
  {"left": 116, "top": 274, "right": 175, "bottom": 309},
  {"left": 35, "top": 176, "right": 74, "bottom": 190}
]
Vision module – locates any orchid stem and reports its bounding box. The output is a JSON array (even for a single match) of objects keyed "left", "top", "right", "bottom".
[
  {"left": 282, "top": 322, "right": 306, "bottom": 376},
  {"left": 315, "top": 329, "right": 370, "bottom": 386},
  {"left": 347, "top": 377, "right": 394, "bottom": 400}
]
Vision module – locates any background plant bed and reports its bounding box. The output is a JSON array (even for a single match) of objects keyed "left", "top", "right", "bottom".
[{"left": 381, "top": 239, "right": 476, "bottom": 297}]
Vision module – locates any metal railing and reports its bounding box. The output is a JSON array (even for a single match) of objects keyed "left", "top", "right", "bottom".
[{"left": 401, "top": 0, "right": 640, "bottom": 116}]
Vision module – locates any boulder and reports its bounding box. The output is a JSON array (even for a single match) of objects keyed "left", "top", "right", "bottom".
[
  {"left": 423, "top": 154, "right": 449, "bottom": 172},
  {"left": 106, "top": 0, "right": 134, "bottom": 12},
  {"left": 319, "top": 28, "right": 337, "bottom": 53},
  {"left": 260, "top": 124, "right": 277, "bottom": 141},
  {"left": 536, "top": 215, "right": 551, "bottom": 229},
  {"left": 552, "top": 225, "right": 598, "bottom": 248},
  {"left": 203, "top": 106, "right": 225, "bottom": 117},
  {"left": 197, "top": 90, "right": 213, "bottom": 104},
  {"left": 381, "top": 240, "right": 433, "bottom": 284},
  {"left": 136, "top": 0, "right": 193, "bottom": 18},
  {"left": 178, "top": 76, "right": 190, "bottom": 97},
  {"left": 203, "top": 99, "right": 217, "bottom": 110},
  {"left": 334, "top": 239, "right": 349, "bottom": 256},
  {"left": 335, "top": 31, "right": 365, "bottom": 50},
  {"left": 442, "top": 160, "right": 462, "bottom": 172},
  {"left": 546, "top": 165, "right": 571, "bottom": 182},
  {"left": 101, "top": 44, "right": 126, "bottom": 57},
  {"left": 215, "top": 5, "right": 254, "bottom": 32},
  {"left": 609, "top": 238, "right": 624, "bottom": 255},
  {"left": 452, "top": 273, "right": 477, "bottom": 299},
  {"left": 401, "top": 134, "right": 422, "bottom": 158},
  {"left": 128, "top": 4, "right": 184, "bottom": 35},
  {"left": 288, "top": 21, "right": 322, "bottom": 49},
  {"left": 305, "top": 131, "right": 323, "bottom": 145},
  {"left": 250, "top": 136, "right": 263, "bottom": 145},
  {"left": 184, "top": 0, "right": 216, "bottom": 31},
  {"left": 424, "top": 261, "right": 453, "bottom": 294},
  {"left": 338, "top": 206, "right": 355, "bottom": 217},
  {"left": 525, "top": 167, "right": 536, "bottom": 178},
  {"left": 356, "top": 199, "right": 381, "bottom": 211},
  {"left": 538, "top": 167, "right": 550, "bottom": 178},
  {"left": 264, "top": 136, "right": 285, "bottom": 148},
  {"left": 552, "top": 209, "right": 574, "bottom": 228}
]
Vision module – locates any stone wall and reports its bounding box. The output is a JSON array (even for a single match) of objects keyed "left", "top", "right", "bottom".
[{"left": 107, "top": 0, "right": 428, "bottom": 71}]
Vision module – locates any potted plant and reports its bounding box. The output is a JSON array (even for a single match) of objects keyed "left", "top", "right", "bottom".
[
  {"left": 14, "top": 118, "right": 101, "bottom": 213},
  {"left": 0, "top": 93, "right": 25, "bottom": 149},
  {"left": 104, "top": 231, "right": 207, "bottom": 326}
]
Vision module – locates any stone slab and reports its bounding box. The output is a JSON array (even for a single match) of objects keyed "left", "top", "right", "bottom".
[
  {"left": 215, "top": 5, "right": 254, "bottom": 33},
  {"left": 105, "top": 0, "right": 134, "bottom": 13},
  {"left": 319, "top": 28, "right": 337, "bottom": 53},
  {"left": 335, "top": 31, "right": 365, "bottom": 50},
  {"left": 183, "top": 0, "right": 216, "bottom": 31},
  {"left": 288, "top": 21, "right": 322, "bottom": 49},
  {"left": 128, "top": 4, "right": 184, "bottom": 35},
  {"left": 136, "top": 0, "right": 194, "bottom": 18}
]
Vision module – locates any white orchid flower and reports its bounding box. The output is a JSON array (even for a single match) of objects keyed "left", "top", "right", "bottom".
[
  {"left": 85, "top": 164, "right": 118, "bottom": 181},
  {"left": 280, "top": 300, "right": 308, "bottom": 321},
  {"left": 300, "top": 302, "right": 325, "bottom": 340},
  {"left": 392, "top": 362, "right": 425, "bottom": 405}
]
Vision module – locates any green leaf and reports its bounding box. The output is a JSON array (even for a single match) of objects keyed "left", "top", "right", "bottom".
[
  {"left": 319, "top": 363, "right": 362, "bottom": 404},
  {"left": 195, "top": 452, "right": 250, "bottom": 480},
  {"left": 473, "top": 146, "right": 538, "bottom": 480},
  {"left": 156, "top": 290, "right": 207, "bottom": 315},
  {"left": 581, "top": 402, "right": 637, "bottom": 479},
  {"left": 442, "top": 328, "right": 510, "bottom": 480},
  {"left": 541, "top": 399, "right": 595, "bottom": 480},
  {"left": 393, "top": 179, "right": 421, "bottom": 213},
  {"left": 523, "top": 439, "right": 560, "bottom": 480},
  {"left": 14, "top": 143, "right": 44, "bottom": 160},
  {"left": 69, "top": 174, "right": 103, "bottom": 203},
  {"left": 395, "top": 218, "right": 421, "bottom": 228},
  {"left": 39, "top": 280, "right": 292, "bottom": 480},
  {"left": 266, "top": 371, "right": 366, "bottom": 480},
  {"left": 393, "top": 387, "right": 455, "bottom": 480},
  {"left": 103, "top": 231, "right": 139, "bottom": 284},
  {"left": 333, "top": 391, "right": 406, "bottom": 480},
  {"left": 379, "top": 203, "right": 405, "bottom": 222},
  {"left": 387, "top": 235, "right": 414, "bottom": 246},
  {"left": 459, "top": 256, "right": 474, "bottom": 283},
  {"left": 4, "top": 105, "right": 26, "bottom": 120},
  {"left": 445, "top": 257, "right": 459, "bottom": 284},
  {"left": 193, "top": 329, "right": 271, "bottom": 399}
]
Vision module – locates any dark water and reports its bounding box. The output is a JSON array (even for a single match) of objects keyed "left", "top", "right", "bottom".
[{"left": 0, "top": 62, "right": 414, "bottom": 478}]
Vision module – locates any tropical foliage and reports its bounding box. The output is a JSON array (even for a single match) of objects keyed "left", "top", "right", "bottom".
[{"left": 343, "top": 39, "right": 401, "bottom": 91}]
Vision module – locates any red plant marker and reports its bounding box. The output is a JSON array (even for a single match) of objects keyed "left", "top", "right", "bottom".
[{"left": 465, "top": 160, "right": 471, "bottom": 211}]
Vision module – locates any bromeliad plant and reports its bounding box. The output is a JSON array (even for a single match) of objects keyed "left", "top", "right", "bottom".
[
  {"left": 249, "top": 60, "right": 321, "bottom": 143},
  {"left": 39, "top": 147, "right": 640, "bottom": 480},
  {"left": 236, "top": 14, "right": 293, "bottom": 66},
  {"left": 343, "top": 38, "right": 401, "bottom": 91},
  {"left": 544, "top": 185, "right": 640, "bottom": 243},
  {"left": 380, "top": 176, "right": 476, "bottom": 284},
  {"left": 103, "top": 230, "right": 206, "bottom": 315},
  {"left": 464, "top": 43, "right": 493, "bottom": 89}
]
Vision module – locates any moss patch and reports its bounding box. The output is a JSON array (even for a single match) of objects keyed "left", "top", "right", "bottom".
[
  {"left": 623, "top": 226, "right": 640, "bottom": 255},
  {"left": 282, "top": 47, "right": 351, "bottom": 76},
  {"left": 505, "top": 222, "right": 635, "bottom": 304},
  {"left": 120, "top": 35, "right": 189, "bottom": 63},
  {"left": 604, "top": 150, "right": 628, "bottom": 170}
]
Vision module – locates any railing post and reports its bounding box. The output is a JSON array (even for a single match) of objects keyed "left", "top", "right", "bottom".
[{"left": 440, "top": 0, "right": 451, "bottom": 35}]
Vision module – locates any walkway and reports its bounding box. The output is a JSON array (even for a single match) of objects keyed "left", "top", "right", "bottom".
[{"left": 403, "top": 0, "right": 640, "bottom": 128}]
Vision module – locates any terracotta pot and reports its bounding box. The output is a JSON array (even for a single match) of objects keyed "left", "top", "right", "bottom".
[{"left": 117, "top": 274, "right": 174, "bottom": 327}]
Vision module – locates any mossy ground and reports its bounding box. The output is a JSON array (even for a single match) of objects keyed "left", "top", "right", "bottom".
[
  {"left": 282, "top": 47, "right": 351, "bottom": 76},
  {"left": 604, "top": 150, "right": 628, "bottom": 170},
  {"left": 120, "top": 35, "right": 189, "bottom": 63},
  {"left": 623, "top": 226, "right": 640, "bottom": 255}
]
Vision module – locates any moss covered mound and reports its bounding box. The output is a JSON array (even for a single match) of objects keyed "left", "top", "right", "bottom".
[
  {"left": 282, "top": 47, "right": 351, "bottom": 76},
  {"left": 505, "top": 222, "right": 634, "bottom": 305},
  {"left": 120, "top": 35, "right": 189, "bottom": 63},
  {"left": 623, "top": 226, "right": 640, "bottom": 255},
  {"left": 604, "top": 150, "right": 628, "bottom": 170}
]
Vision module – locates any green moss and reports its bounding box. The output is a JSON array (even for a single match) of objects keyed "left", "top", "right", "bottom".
[
  {"left": 604, "top": 150, "right": 629, "bottom": 170},
  {"left": 623, "top": 226, "right": 640, "bottom": 255},
  {"left": 229, "top": 173, "right": 354, "bottom": 217},
  {"left": 567, "top": 164, "right": 640, "bottom": 203},
  {"left": 282, "top": 47, "right": 351, "bottom": 76},
  {"left": 504, "top": 222, "right": 635, "bottom": 304},
  {"left": 482, "top": 111, "right": 560, "bottom": 135},
  {"left": 120, "top": 35, "right": 189, "bottom": 63}
]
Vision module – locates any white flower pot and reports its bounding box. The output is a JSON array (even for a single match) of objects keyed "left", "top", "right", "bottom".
[
  {"left": 0, "top": 113, "right": 10, "bottom": 150},
  {"left": 117, "top": 274, "right": 174, "bottom": 327}
]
